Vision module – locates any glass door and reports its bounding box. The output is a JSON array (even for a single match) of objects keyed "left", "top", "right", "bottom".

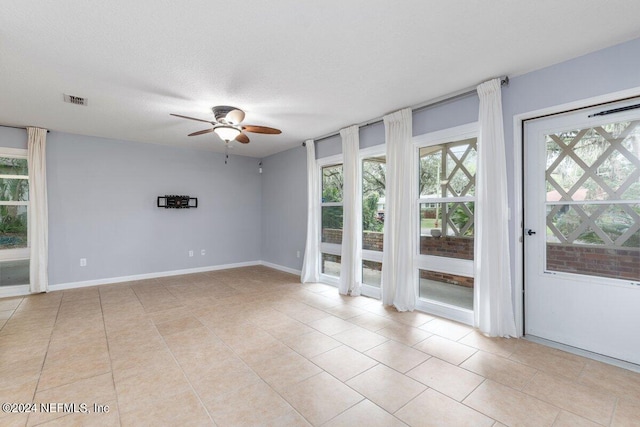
[{"left": 524, "top": 100, "right": 640, "bottom": 363}]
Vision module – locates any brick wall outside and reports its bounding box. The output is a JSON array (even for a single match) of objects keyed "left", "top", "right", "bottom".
[
  {"left": 546, "top": 244, "right": 640, "bottom": 281},
  {"left": 363, "top": 231, "right": 383, "bottom": 251},
  {"left": 323, "top": 229, "right": 474, "bottom": 261},
  {"left": 363, "top": 260, "right": 382, "bottom": 271},
  {"left": 322, "top": 229, "right": 342, "bottom": 244},
  {"left": 323, "top": 228, "right": 384, "bottom": 251},
  {"left": 419, "top": 270, "right": 474, "bottom": 288},
  {"left": 420, "top": 236, "right": 474, "bottom": 260}
]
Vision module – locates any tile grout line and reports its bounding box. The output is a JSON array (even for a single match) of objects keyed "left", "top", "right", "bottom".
[
  {"left": 180, "top": 300, "right": 311, "bottom": 425},
  {"left": 151, "top": 319, "right": 218, "bottom": 426},
  {"left": 98, "top": 286, "right": 124, "bottom": 427},
  {"left": 198, "top": 300, "right": 382, "bottom": 425},
  {"left": 25, "top": 294, "right": 63, "bottom": 427},
  {"left": 608, "top": 397, "right": 619, "bottom": 427}
]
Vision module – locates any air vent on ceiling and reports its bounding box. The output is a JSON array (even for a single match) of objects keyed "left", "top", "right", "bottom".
[{"left": 63, "top": 94, "right": 88, "bottom": 106}]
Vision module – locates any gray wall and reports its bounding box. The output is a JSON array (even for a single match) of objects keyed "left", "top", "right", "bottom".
[
  {"left": 0, "top": 127, "right": 29, "bottom": 149},
  {"left": 48, "top": 133, "right": 262, "bottom": 285},
  {"left": 260, "top": 146, "right": 307, "bottom": 271},
  {"left": 0, "top": 128, "right": 262, "bottom": 285}
]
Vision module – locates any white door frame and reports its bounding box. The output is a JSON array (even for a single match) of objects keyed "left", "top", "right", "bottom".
[{"left": 512, "top": 85, "right": 640, "bottom": 337}]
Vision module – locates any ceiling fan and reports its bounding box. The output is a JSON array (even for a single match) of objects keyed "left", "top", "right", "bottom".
[{"left": 171, "top": 106, "right": 281, "bottom": 144}]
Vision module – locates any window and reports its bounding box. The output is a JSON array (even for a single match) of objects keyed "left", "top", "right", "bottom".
[
  {"left": 362, "top": 156, "right": 385, "bottom": 251},
  {"left": 415, "top": 127, "right": 476, "bottom": 313},
  {"left": 361, "top": 154, "right": 386, "bottom": 292},
  {"left": 320, "top": 161, "right": 343, "bottom": 281},
  {"left": 321, "top": 164, "right": 343, "bottom": 244},
  {"left": 0, "top": 148, "right": 30, "bottom": 287}
]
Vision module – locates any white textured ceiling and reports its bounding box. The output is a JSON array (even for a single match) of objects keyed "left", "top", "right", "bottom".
[{"left": 2, "top": 1, "right": 640, "bottom": 158}]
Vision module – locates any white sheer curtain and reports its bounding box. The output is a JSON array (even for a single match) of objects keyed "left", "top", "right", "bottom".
[
  {"left": 382, "top": 108, "right": 415, "bottom": 311},
  {"left": 301, "top": 140, "right": 321, "bottom": 283},
  {"left": 339, "top": 126, "right": 361, "bottom": 296},
  {"left": 474, "top": 79, "right": 517, "bottom": 337},
  {"left": 27, "top": 127, "right": 48, "bottom": 293}
]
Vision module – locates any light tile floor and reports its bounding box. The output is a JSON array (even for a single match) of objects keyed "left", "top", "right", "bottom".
[{"left": 1, "top": 266, "right": 639, "bottom": 426}]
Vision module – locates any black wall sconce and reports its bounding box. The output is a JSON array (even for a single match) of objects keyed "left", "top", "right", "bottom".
[{"left": 157, "top": 195, "right": 198, "bottom": 209}]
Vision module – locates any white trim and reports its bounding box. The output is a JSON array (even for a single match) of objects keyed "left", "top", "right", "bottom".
[
  {"left": 319, "top": 274, "right": 340, "bottom": 287},
  {"left": 415, "top": 298, "right": 474, "bottom": 325},
  {"left": 0, "top": 284, "right": 30, "bottom": 298},
  {"left": 360, "top": 283, "right": 381, "bottom": 299},
  {"left": 0, "top": 201, "right": 29, "bottom": 206},
  {"left": 0, "top": 175, "right": 28, "bottom": 180},
  {"left": 48, "top": 260, "right": 262, "bottom": 291},
  {"left": 316, "top": 153, "right": 343, "bottom": 168},
  {"left": 320, "top": 243, "right": 341, "bottom": 256},
  {"left": 524, "top": 335, "right": 640, "bottom": 374},
  {"left": 362, "top": 249, "right": 383, "bottom": 263},
  {"left": 260, "top": 261, "right": 301, "bottom": 276},
  {"left": 0, "top": 248, "right": 29, "bottom": 261},
  {"left": 512, "top": 85, "right": 640, "bottom": 338},
  {"left": 414, "top": 255, "right": 473, "bottom": 277},
  {"left": 359, "top": 144, "right": 386, "bottom": 158},
  {"left": 412, "top": 122, "right": 478, "bottom": 146},
  {"left": 418, "top": 196, "right": 475, "bottom": 204},
  {"left": 0, "top": 148, "right": 28, "bottom": 158},
  {"left": 513, "top": 113, "right": 525, "bottom": 337}
]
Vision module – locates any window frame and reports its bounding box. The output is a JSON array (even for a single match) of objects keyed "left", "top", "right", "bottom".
[
  {"left": 0, "top": 147, "right": 30, "bottom": 262},
  {"left": 318, "top": 154, "right": 343, "bottom": 286},
  {"left": 412, "top": 123, "right": 478, "bottom": 324},
  {"left": 359, "top": 145, "right": 386, "bottom": 298}
]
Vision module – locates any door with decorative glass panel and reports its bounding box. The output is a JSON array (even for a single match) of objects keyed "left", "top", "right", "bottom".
[{"left": 524, "top": 101, "right": 640, "bottom": 364}]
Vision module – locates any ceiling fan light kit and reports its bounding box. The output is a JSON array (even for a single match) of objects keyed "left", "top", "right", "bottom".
[
  {"left": 170, "top": 106, "right": 281, "bottom": 146},
  {"left": 213, "top": 125, "right": 241, "bottom": 142}
]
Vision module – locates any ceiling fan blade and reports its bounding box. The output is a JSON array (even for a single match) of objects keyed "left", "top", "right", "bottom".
[
  {"left": 188, "top": 128, "right": 215, "bottom": 137},
  {"left": 235, "top": 132, "right": 250, "bottom": 144},
  {"left": 242, "top": 125, "right": 281, "bottom": 135},
  {"left": 171, "top": 113, "right": 214, "bottom": 124}
]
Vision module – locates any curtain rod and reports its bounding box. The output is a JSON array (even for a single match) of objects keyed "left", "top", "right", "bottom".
[
  {"left": 303, "top": 76, "right": 509, "bottom": 146},
  {"left": 0, "top": 124, "right": 50, "bottom": 133}
]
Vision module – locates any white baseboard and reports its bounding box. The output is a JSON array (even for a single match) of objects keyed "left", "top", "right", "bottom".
[
  {"left": 524, "top": 335, "right": 640, "bottom": 374},
  {"left": 1, "top": 260, "right": 304, "bottom": 297},
  {"left": 260, "top": 261, "right": 301, "bottom": 276},
  {"left": 0, "top": 284, "right": 30, "bottom": 298},
  {"left": 48, "top": 260, "right": 262, "bottom": 292}
]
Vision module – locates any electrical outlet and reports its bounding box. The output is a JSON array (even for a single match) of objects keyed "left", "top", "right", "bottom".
[
  {"left": 80, "top": 258, "right": 87, "bottom": 267},
  {"left": 188, "top": 250, "right": 194, "bottom": 257},
  {"left": 296, "top": 251, "right": 300, "bottom": 258},
  {"left": 201, "top": 249, "right": 206, "bottom": 256}
]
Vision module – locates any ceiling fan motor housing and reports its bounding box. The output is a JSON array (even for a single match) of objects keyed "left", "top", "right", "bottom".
[{"left": 212, "top": 106, "right": 244, "bottom": 124}]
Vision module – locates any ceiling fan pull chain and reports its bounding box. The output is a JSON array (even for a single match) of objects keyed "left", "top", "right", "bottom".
[{"left": 225, "top": 144, "right": 229, "bottom": 164}]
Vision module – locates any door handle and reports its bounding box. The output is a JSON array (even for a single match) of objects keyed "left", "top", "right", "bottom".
[{"left": 527, "top": 229, "right": 536, "bottom": 236}]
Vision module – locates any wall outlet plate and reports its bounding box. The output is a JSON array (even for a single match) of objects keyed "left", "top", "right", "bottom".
[{"left": 188, "top": 250, "right": 193, "bottom": 257}]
